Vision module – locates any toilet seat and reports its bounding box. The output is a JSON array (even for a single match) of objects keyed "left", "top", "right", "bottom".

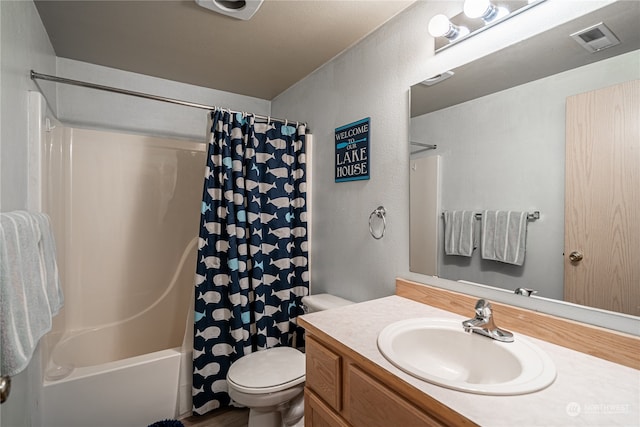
[{"left": 227, "top": 347, "right": 305, "bottom": 394}]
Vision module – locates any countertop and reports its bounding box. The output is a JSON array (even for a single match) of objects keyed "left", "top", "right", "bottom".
[{"left": 300, "top": 295, "right": 640, "bottom": 427}]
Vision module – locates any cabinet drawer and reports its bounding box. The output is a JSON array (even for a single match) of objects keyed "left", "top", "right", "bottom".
[
  {"left": 346, "top": 365, "right": 444, "bottom": 427},
  {"left": 306, "top": 336, "right": 342, "bottom": 411}
]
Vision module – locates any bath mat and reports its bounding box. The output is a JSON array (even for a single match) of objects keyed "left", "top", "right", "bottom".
[{"left": 147, "top": 419, "right": 184, "bottom": 427}]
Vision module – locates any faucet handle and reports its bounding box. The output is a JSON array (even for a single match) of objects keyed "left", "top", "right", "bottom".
[
  {"left": 514, "top": 287, "right": 537, "bottom": 297},
  {"left": 474, "top": 299, "right": 492, "bottom": 319}
]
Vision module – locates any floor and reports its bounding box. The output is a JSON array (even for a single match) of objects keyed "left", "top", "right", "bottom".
[{"left": 180, "top": 407, "right": 249, "bottom": 427}]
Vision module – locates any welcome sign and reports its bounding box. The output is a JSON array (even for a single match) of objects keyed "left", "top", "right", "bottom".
[{"left": 335, "top": 118, "right": 370, "bottom": 182}]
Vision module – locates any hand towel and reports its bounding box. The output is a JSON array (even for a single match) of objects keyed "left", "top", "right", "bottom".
[
  {"left": 481, "top": 210, "right": 527, "bottom": 266},
  {"left": 1, "top": 211, "right": 63, "bottom": 376},
  {"left": 443, "top": 210, "right": 476, "bottom": 257}
]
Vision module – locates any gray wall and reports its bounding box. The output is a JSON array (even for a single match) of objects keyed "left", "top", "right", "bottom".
[
  {"left": 1, "top": 0, "right": 57, "bottom": 212},
  {"left": 271, "top": 0, "right": 613, "bottom": 303},
  {"left": 410, "top": 51, "right": 639, "bottom": 300},
  {"left": 55, "top": 58, "right": 271, "bottom": 141},
  {"left": 0, "top": 1, "right": 57, "bottom": 425}
]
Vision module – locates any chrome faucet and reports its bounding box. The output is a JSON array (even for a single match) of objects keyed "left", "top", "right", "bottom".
[
  {"left": 462, "top": 299, "right": 514, "bottom": 342},
  {"left": 514, "top": 287, "right": 537, "bottom": 297}
]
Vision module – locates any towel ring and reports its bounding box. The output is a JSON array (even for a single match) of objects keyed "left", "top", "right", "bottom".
[{"left": 369, "top": 206, "right": 387, "bottom": 240}]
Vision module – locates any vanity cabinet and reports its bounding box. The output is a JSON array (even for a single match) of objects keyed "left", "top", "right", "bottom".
[{"left": 304, "top": 335, "right": 474, "bottom": 427}]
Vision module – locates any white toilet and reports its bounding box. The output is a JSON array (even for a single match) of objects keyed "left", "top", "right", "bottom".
[{"left": 226, "top": 293, "right": 353, "bottom": 427}]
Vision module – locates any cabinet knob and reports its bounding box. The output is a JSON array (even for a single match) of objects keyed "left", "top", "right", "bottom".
[{"left": 569, "top": 251, "right": 583, "bottom": 262}]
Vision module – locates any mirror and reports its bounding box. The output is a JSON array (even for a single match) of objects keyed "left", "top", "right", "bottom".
[{"left": 409, "top": 1, "right": 639, "bottom": 317}]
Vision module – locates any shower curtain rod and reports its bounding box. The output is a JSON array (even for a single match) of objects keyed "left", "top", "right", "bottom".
[{"left": 30, "top": 70, "right": 306, "bottom": 127}]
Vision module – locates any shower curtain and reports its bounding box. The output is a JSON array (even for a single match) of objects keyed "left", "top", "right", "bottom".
[{"left": 193, "top": 110, "right": 309, "bottom": 414}]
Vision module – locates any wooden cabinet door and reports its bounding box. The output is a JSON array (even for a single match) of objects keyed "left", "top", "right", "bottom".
[
  {"left": 346, "top": 365, "right": 444, "bottom": 427},
  {"left": 306, "top": 336, "right": 342, "bottom": 411},
  {"left": 564, "top": 80, "right": 640, "bottom": 315},
  {"left": 305, "top": 389, "right": 351, "bottom": 427}
]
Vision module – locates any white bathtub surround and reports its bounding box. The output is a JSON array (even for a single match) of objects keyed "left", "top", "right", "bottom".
[
  {"left": 40, "top": 126, "right": 205, "bottom": 424},
  {"left": 177, "top": 284, "right": 196, "bottom": 418},
  {"left": 42, "top": 348, "right": 182, "bottom": 427},
  {"left": 300, "top": 296, "right": 640, "bottom": 426}
]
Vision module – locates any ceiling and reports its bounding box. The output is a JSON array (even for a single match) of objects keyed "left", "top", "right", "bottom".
[{"left": 35, "top": 0, "right": 415, "bottom": 100}]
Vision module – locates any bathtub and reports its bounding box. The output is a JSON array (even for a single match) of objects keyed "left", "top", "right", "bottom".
[
  {"left": 41, "top": 281, "right": 195, "bottom": 427},
  {"left": 42, "top": 346, "right": 182, "bottom": 427},
  {"left": 38, "top": 125, "right": 204, "bottom": 427}
]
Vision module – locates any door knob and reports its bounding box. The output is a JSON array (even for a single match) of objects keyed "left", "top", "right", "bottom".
[
  {"left": 569, "top": 251, "right": 583, "bottom": 262},
  {"left": 0, "top": 375, "right": 10, "bottom": 404}
]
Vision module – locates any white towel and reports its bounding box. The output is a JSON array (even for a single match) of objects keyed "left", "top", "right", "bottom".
[
  {"left": 0, "top": 211, "right": 63, "bottom": 376},
  {"left": 481, "top": 210, "right": 527, "bottom": 266},
  {"left": 443, "top": 210, "right": 476, "bottom": 257}
]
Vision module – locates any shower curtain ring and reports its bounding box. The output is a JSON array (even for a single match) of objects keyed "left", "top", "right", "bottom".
[{"left": 369, "top": 206, "right": 387, "bottom": 240}]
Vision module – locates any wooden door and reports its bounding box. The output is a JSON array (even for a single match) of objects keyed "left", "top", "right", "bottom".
[{"left": 564, "top": 80, "right": 640, "bottom": 316}]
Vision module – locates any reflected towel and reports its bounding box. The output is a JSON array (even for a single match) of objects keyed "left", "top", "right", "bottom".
[
  {"left": 0, "top": 211, "right": 63, "bottom": 376},
  {"left": 443, "top": 210, "right": 476, "bottom": 257},
  {"left": 481, "top": 210, "right": 527, "bottom": 266}
]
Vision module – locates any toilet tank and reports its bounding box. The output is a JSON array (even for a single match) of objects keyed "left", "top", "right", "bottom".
[{"left": 302, "top": 293, "right": 354, "bottom": 313}]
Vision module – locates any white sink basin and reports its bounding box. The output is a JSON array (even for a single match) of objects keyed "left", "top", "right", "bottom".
[{"left": 377, "top": 318, "right": 556, "bottom": 395}]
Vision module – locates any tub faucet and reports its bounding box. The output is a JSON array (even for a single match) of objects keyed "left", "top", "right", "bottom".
[{"left": 462, "top": 299, "right": 514, "bottom": 342}]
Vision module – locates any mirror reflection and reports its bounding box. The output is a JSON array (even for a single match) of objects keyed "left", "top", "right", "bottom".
[{"left": 409, "top": 1, "right": 639, "bottom": 316}]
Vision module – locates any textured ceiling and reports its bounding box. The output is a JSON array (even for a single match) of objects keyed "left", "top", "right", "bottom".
[{"left": 35, "top": 0, "right": 415, "bottom": 100}]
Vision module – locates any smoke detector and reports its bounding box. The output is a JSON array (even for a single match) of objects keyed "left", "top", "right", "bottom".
[
  {"left": 571, "top": 22, "right": 620, "bottom": 53},
  {"left": 195, "top": 0, "right": 264, "bottom": 21}
]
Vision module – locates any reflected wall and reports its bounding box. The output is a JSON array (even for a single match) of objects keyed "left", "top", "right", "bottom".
[{"left": 410, "top": 51, "right": 639, "bottom": 300}]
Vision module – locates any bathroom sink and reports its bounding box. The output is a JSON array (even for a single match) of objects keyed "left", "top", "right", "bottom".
[{"left": 377, "top": 318, "right": 556, "bottom": 395}]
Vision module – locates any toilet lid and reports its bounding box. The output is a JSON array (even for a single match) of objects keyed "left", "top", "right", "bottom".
[{"left": 227, "top": 347, "right": 305, "bottom": 394}]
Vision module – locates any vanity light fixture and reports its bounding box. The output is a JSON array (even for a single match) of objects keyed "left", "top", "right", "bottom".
[{"left": 430, "top": 0, "right": 546, "bottom": 53}]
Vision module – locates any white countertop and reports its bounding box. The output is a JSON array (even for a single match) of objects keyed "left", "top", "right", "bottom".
[{"left": 300, "top": 295, "right": 640, "bottom": 427}]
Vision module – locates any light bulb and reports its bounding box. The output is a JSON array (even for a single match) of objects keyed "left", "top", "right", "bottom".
[
  {"left": 428, "top": 14, "right": 454, "bottom": 38},
  {"left": 464, "top": 0, "right": 492, "bottom": 19},
  {"left": 463, "top": 0, "right": 508, "bottom": 22},
  {"left": 428, "top": 14, "right": 469, "bottom": 40}
]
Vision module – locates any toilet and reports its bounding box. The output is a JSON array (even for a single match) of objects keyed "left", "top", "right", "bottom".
[{"left": 226, "top": 293, "right": 353, "bottom": 427}]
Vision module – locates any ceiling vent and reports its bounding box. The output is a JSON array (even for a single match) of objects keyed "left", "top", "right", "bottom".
[
  {"left": 195, "top": 0, "right": 264, "bottom": 21},
  {"left": 571, "top": 22, "right": 620, "bottom": 53}
]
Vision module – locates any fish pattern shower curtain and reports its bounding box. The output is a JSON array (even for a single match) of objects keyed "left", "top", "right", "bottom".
[{"left": 193, "top": 110, "right": 308, "bottom": 414}]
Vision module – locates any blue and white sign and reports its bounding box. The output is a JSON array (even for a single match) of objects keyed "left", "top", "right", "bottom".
[{"left": 335, "top": 118, "right": 370, "bottom": 182}]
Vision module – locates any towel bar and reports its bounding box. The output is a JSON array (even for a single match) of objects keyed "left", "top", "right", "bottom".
[{"left": 441, "top": 211, "right": 540, "bottom": 220}]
